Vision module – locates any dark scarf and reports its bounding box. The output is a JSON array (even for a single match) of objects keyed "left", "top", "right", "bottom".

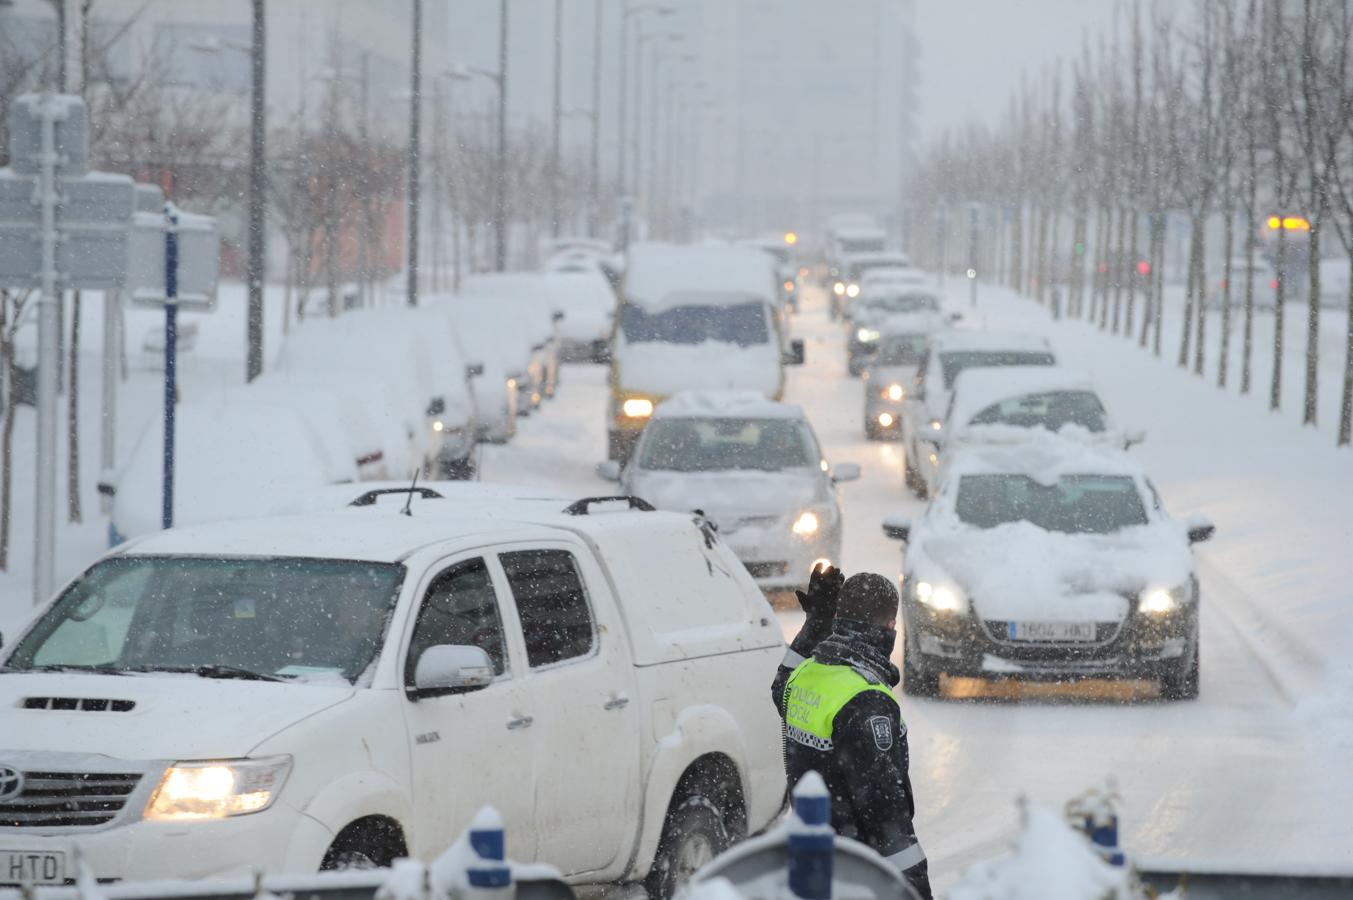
[{"left": 812, "top": 617, "right": 900, "bottom": 688}]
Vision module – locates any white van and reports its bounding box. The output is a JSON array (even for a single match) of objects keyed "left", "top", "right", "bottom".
[
  {"left": 0, "top": 488, "right": 786, "bottom": 898},
  {"left": 608, "top": 242, "right": 805, "bottom": 461}
]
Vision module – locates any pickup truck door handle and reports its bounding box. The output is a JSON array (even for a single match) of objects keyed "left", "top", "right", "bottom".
[
  {"left": 506, "top": 714, "right": 534, "bottom": 730},
  {"left": 604, "top": 695, "right": 630, "bottom": 711}
]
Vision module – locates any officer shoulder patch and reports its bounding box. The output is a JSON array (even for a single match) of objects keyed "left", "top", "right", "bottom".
[{"left": 868, "top": 715, "right": 894, "bottom": 751}]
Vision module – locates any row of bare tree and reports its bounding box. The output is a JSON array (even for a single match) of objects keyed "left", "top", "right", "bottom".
[{"left": 907, "top": 0, "right": 1353, "bottom": 447}]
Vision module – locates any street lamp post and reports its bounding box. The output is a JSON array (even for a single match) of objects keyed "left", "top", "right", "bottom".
[
  {"left": 495, "top": 0, "right": 508, "bottom": 270},
  {"left": 589, "top": 0, "right": 602, "bottom": 237},
  {"left": 617, "top": 4, "right": 673, "bottom": 197},
  {"left": 407, "top": 0, "right": 421, "bottom": 306},
  {"left": 549, "top": 0, "right": 562, "bottom": 238},
  {"left": 646, "top": 40, "right": 685, "bottom": 225}
]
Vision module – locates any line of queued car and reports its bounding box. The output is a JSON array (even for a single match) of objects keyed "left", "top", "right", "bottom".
[
  {"left": 100, "top": 249, "right": 621, "bottom": 546},
  {"left": 840, "top": 253, "right": 1216, "bottom": 701}
]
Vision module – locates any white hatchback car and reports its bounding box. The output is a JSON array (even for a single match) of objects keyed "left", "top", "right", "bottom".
[
  {"left": 0, "top": 488, "right": 786, "bottom": 897},
  {"left": 598, "top": 391, "right": 859, "bottom": 593}
]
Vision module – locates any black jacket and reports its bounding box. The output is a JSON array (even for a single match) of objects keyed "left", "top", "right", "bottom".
[{"left": 773, "top": 614, "right": 932, "bottom": 900}]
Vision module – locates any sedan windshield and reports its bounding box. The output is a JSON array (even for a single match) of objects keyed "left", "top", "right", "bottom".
[
  {"left": 968, "top": 390, "right": 1108, "bottom": 432},
  {"left": 940, "top": 351, "right": 1055, "bottom": 388},
  {"left": 5, "top": 557, "right": 404, "bottom": 683},
  {"left": 954, "top": 474, "right": 1148, "bottom": 533},
  {"left": 877, "top": 334, "right": 928, "bottom": 366},
  {"left": 620, "top": 300, "right": 770, "bottom": 347},
  {"left": 639, "top": 417, "right": 814, "bottom": 472},
  {"left": 861, "top": 292, "right": 939, "bottom": 314}
]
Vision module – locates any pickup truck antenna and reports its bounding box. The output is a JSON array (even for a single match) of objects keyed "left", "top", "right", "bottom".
[{"left": 401, "top": 469, "right": 421, "bottom": 517}]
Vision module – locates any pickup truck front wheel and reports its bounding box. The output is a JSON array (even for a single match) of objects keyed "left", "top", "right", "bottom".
[{"left": 646, "top": 795, "right": 730, "bottom": 899}]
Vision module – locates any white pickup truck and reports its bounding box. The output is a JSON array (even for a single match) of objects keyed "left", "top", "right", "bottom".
[{"left": 0, "top": 487, "right": 787, "bottom": 898}]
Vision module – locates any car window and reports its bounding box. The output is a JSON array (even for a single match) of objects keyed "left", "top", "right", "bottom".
[
  {"left": 406, "top": 558, "right": 508, "bottom": 682},
  {"left": 5, "top": 556, "right": 403, "bottom": 684},
  {"left": 954, "top": 474, "right": 1149, "bottom": 533},
  {"left": 637, "top": 417, "right": 814, "bottom": 472},
  {"left": 968, "top": 390, "right": 1107, "bottom": 432},
  {"left": 940, "top": 351, "right": 1056, "bottom": 388},
  {"left": 500, "top": 549, "right": 596, "bottom": 669}
]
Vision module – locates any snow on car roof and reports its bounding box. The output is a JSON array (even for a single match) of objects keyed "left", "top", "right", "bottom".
[
  {"left": 654, "top": 390, "right": 806, "bottom": 420},
  {"left": 929, "top": 329, "right": 1054, "bottom": 354},
  {"left": 948, "top": 366, "right": 1101, "bottom": 428},
  {"left": 623, "top": 241, "right": 777, "bottom": 309},
  {"left": 875, "top": 311, "right": 950, "bottom": 336},
  {"left": 944, "top": 430, "right": 1146, "bottom": 485},
  {"left": 861, "top": 266, "right": 920, "bottom": 282},
  {"left": 842, "top": 251, "right": 912, "bottom": 266}
]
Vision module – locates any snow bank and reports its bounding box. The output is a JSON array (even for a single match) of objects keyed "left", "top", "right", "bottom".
[{"left": 949, "top": 805, "right": 1139, "bottom": 900}]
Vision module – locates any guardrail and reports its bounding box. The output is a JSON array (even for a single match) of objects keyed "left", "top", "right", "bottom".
[{"left": 1135, "top": 861, "right": 1353, "bottom": 899}]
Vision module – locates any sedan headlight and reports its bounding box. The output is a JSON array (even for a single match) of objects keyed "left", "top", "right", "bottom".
[
  {"left": 791, "top": 510, "right": 821, "bottom": 536},
  {"left": 1139, "top": 585, "right": 1187, "bottom": 615},
  {"left": 856, "top": 327, "right": 880, "bottom": 343},
  {"left": 884, "top": 384, "right": 904, "bottom": 401},
  {"left": 833, "top": 282, "right": 846, "bottom": 296},
  {"left": 621, "top": 397, "right": 654, "bottom": 418},
  {"left": 915, "top": 580, "right": 964, "bottom": 613},
  {"left": 845, "top": 283, "right": 861, "bottom": 298},
  {"left": 145, "top": 756, "right": 292, "bottom": 821}
]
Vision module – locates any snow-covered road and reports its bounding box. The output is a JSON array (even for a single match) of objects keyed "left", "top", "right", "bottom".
[{"left": 483, "top": 282, "right": 1353, "bottom": 889}]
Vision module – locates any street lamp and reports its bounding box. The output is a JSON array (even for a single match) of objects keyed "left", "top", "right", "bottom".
[
  {"left": 618, "top": 4, "right": 674, "bottom": 199},
  {"left": 408, "top": 0, "right": 422, "bottom": 305},
  {"left": 189, "top": 13, "right": 264, "bottom": 381}
]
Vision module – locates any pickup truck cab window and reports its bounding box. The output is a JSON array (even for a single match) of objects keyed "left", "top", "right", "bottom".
[
  {"left": 500, "top": 549, "right": 596, "bottom": 668},
  {"left": 404, "top": 557, "right": 508, "bottom": 682}
]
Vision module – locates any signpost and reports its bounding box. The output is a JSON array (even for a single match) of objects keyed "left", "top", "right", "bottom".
[{"left": 0, "top": 94, "right": 218, "bottom": 602}]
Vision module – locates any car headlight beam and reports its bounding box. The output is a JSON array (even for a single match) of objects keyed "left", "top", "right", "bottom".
[
  {"left": 915, "top": 580, "right": 962, "bottom": 613},
  {"left": 856, "top": 327, "right": 880, "bottom": 343},
  {"left": 621, "top": 398, "right": 654, "bottom": 418},
  {"left": 845, "top": 283, "right": 860, "bottom": 298},
  {"left": 885, "top": 384, "right": 904, "bottom": 401},
  {"left": 145, "top": 756, "right": 292, "bottom": 821},
  {"left": 792, "top": 510, "right": 821, "bottom": 536}
]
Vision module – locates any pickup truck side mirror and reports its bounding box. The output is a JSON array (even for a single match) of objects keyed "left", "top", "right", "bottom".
[
  {"left": 783, "top": 338, "right": 806, "bottom": 366},
  {"left": 831, "top": 462, "right": 861, "bottom": 483},
  {"left": 1185, "top": 514, "right": 1216, "bottom": 544},
  {"left": 410, "top": 645, "right": 494, "bottom": 699},
  {"left": 595, "top": 460, "right": 622, "bottom": 482},
  {"left": 466, "top": 362, "right": 485, "bottom": 379},
  {"left": 882, "top": 515, "right": 912, "bottom": 543}
]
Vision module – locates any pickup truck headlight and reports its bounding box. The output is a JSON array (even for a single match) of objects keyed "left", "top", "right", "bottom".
[
  {"left": 145, "top": 756, "right": 292, "bottom": 821},
  {"left": 856, "top": 327, "right": 880, "bottom": 343}
]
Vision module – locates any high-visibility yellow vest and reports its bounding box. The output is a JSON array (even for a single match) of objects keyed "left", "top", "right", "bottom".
[{"left": 784, "top": 659, "right": 895, "bottom": 751}]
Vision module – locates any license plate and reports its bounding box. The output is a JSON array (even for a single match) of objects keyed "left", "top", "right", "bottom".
[
  {"left": 1009, "top": 621, "right": 1097, "bottom": 642},
  {"left": 2, "top": 850, "right": 67, "bottom": 885}
]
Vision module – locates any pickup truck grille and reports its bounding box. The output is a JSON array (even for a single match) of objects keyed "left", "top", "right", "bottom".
[{"left": 0, "top": 771, "right": 142, "bottom": 828}]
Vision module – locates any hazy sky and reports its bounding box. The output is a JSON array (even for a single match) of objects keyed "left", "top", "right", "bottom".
[{"left": 914, "top": 0, "right": 1124, "bottom": 140}]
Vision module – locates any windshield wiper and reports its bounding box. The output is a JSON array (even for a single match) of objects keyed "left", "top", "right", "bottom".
[
  {"left": 122, "top": 664, "right": 287, "bottom": 683},
  {"left": 4, "top": 663, "right": 130, "bottom": 675}
]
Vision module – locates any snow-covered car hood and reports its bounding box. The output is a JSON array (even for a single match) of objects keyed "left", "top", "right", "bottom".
[
  {"left": 909, "top": 520, "right": 1194, "bottom": 622},
  {"left": 616, "top": 340, "right": 781, "bottom": 397},
  {"left": 629, "top": 469, "right": 823, "bottom": 525},
  {"left": 0, "top": 672, "right": 355, "bottom": 759}
]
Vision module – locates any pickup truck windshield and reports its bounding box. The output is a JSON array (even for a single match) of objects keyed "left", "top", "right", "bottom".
[
  {"left": 639, "top": 417, "right": 814, "bottom": 472},
  {"left": 4, "top": 556, "right": 403, "bottom": 683},
  {"left": 954, "top": 474, "right": 1148, "bottom": 533},
  {"left": 877, "top": 334, "right": 928, "bottom": 365},
  {"left": 620, "top": 300, "right": 770, "bottom": 347},
  {"left": 940, "top": 351, "right": 1055, "bottom": 388},
  {"left": 968, "top": 390, "right": 1108, "bottom": 432}
]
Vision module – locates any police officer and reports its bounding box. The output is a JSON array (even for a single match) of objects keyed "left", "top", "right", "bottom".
[{"left": 773, "top": 565, "right": 932, "bottom": 900}]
